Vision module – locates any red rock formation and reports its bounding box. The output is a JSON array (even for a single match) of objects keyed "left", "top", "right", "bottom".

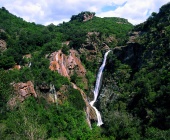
[
  {"left": 49, "top": 50, "right": 69, "bottom": 77},
  {"left": 14, "top": 81, "right": 37, "bottom": 98},
  {"left": 8, "top": 81, "right": 37, "bottom": 108},
  {"left": 13, "top": 65, "right": 21, "bottom": 70},
  {"left": 68, "top": 50, "right": 86, "bottom": 75},
  {"left": 49, "top": 50, "right": 86, "bottom": 77}
]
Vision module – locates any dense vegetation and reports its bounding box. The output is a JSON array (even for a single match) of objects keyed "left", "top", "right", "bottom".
[
  {"left": 0, "top": 2, "right": 170, "bottom": 140},
  {"left": 58, "top": 15, "right": 132, "bottom": 48},
  {"left": 101, "top": 2, "right": 170, "bottom": 139}
]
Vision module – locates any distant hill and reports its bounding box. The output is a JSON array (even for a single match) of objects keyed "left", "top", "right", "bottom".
[{"left": 0, "top": 7, "right": 133, "bottom": 65}]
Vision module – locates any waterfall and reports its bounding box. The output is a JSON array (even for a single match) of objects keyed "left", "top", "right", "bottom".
[
  {"left": 50, "top": 84, "right": 57, "bottom": 104},
  {"left": 28, "top": 62, "right": 31, "bottom": 67},
  {"left": 90, "top": 50, "right": 111, "bottom": 126}
]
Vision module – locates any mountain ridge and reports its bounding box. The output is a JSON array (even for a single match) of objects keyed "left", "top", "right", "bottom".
[{"left": 0, "top": 3, "right": 170, "bottom": 139}]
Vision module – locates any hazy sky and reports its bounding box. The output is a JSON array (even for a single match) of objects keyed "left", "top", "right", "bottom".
[{"left": 0, "top": 0, "right": 169, "bottom": 25}]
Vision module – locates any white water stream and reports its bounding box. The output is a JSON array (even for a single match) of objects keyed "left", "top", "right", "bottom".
[
  {"left": 90, "top": 50, "right": 111, "bottom": 126},
  {"left": 28, "top": 62, "right": 31, "bottom": 67}
]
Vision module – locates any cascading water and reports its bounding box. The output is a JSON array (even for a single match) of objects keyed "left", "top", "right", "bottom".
[
  {"left": 28, "top": 62, "right": 31, "bottom": 67},
  {"left": 50, "top": 84, "right": 57, "bottom": 104},
  {"left": 90, "top": 50, "right": 111, "bottom": 126}
]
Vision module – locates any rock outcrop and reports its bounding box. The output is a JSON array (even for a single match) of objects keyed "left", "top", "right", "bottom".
[
  {"left": 0, "top": 39, "right": 7, "bottom": 52},
  {"left": 71, "top": 12, "right": 95, "bottom": 22},
  {"left": 8, "top": 81, "right": 37, "bottom": 108},
  {"left": 127, "top": 31, "right": 141, "bottom": 44},
  {"left": 55, "top": 85, "right": 67, "bottom": 104},
  {"left": 45, "top": 84, "right": 67, "bottom": 104},
  {"left": 83, "top": 12, "right": 94, "bottom": 22},
  {"left": 113, "top": 31, "right": 144, "bottom": 70},
  {"left": 79, "top": 32, "right": 113, "bottom": 61},
  {"left": 79, "top": 32, "right": 100, "bottom": 61},
  {"left": 49, "top": 49, "right": 86, "bottom": 77}
]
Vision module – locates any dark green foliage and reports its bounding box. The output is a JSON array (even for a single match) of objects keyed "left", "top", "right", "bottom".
[
  {"left": 145, "top": 127, "right": 170, "bottom": 140},
  {"left": 66, "top": 88, "right": 85, "bottom": 110},
  {"left": 0, "top": 70, "right": 14, "bottom": 120},
  {"left": 129, "top": 3, "right": 170, "bottom": 133},
  {"left": 0, "top": 31, "right": 8, "bottom": 40},
  {"left": 3, "top": 48, "right": 23, "bottom": 64},
  {"left": 70, "top": 72, "right": 85, "bottom": 90},
  {"left": 1, "top": 96, "right": 93, "bottom": 140},
  {"left": 18, "top": 67, "right": 34, "bottom": 82},
  {"left": 86, "top": 70, "right": 95, "bottom": 87},
  {"left": 100, "top": 3, "right": 170, "bottom": 139},
  {"left": 0, "top": 55, "right": 15, "bottom": 69},
  {"left": 103, "top": 111, "right": 141, "bottom": 139},
  {"left": 41, "top": 38, "right": 62, "bottom": 56},
  {"left": 62, "top": 44, "right": 69, "bottom": 55},
  {"left": 80, "top": 53, "right": 98, "bottom": 73}
]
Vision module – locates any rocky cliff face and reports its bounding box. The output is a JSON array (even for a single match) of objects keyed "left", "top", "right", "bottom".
[
  {"left": 113, "top": 43, "right": 143, "bottom": 70},
  {"left": 113, "top": 31, "right": 144, "bottom": 70},
  {"left": 49, "top": 49, "right": 88, "bottom": 90},
  {"left": 79, "top": 32, "right": 110, "bottom": 63},
  {"left": 48, "top": 47, "right": 98, "bottom": 123},
  {"left": 42, "top": 84, "right": 68, "bottom": 104},
  {"left": 8, "top": 81, "right": 37, "bottom": 108},
  {"left": 83, "top": 12, "right": 94, "bottom": 22},
  {"left": 49, "top": 49, "right": 86, "bottom": 78},
  {"left": 48, "top": 49, "right": 97, "bottom": 123}
]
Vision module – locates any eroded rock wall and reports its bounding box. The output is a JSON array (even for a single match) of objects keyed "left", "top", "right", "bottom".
[
  {"left": 49, "top": 49, "right": 86, "bottom": 77},
  {"left": 8, "top": 81, "right": 37, "bottom": 108}
]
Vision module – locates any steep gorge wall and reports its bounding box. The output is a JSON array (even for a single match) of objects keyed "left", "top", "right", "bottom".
[{"left": 97, "top": 31, "right": 145, "bottom": 123}]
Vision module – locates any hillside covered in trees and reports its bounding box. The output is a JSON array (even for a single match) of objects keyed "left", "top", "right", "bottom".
[{"left": 0, "top": 2, "right": 170, "bottom": 140}]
